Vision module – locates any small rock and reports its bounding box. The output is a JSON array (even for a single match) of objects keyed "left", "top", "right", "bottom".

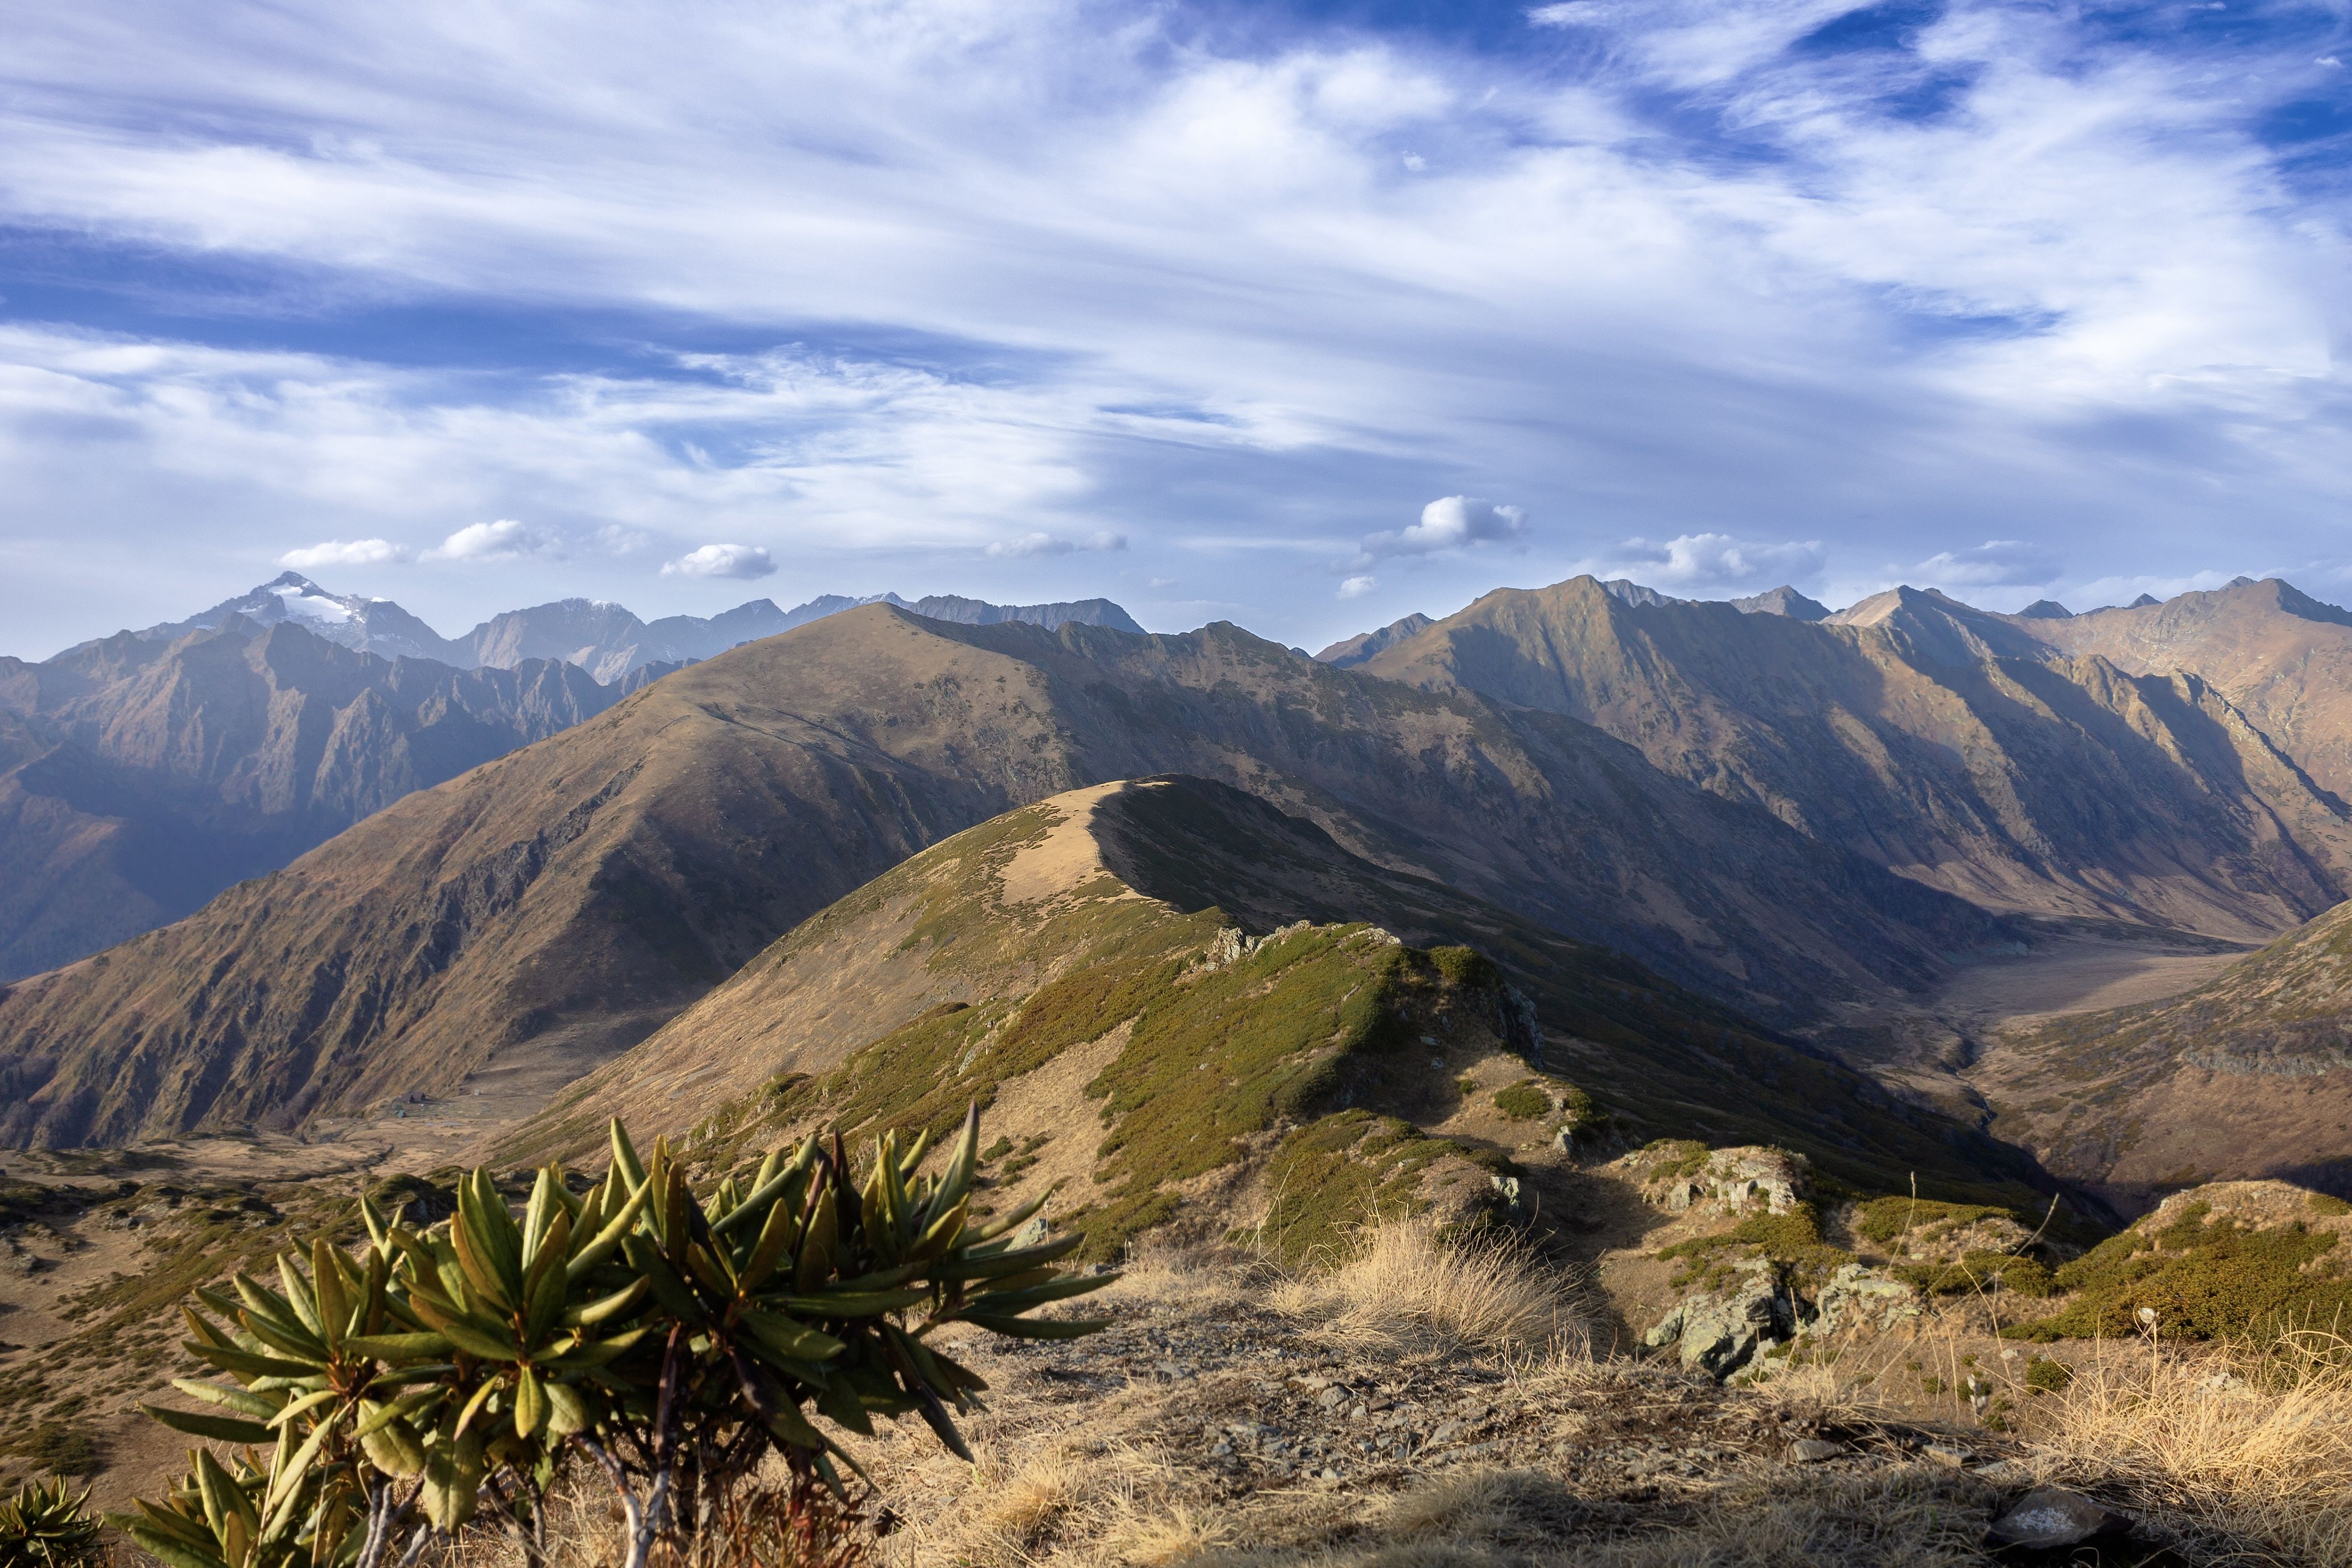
[
  {"left": 1787, "top": 1438, "right": 1844, "bottom": 1463},
  {"left": 1921, "top": 1442, "right": 1973, "bottom": 1468},
  {"left": 1430, "top": 1420, "right": 1462, "bottom": 1444},
  {"left": 1987, "top": 1489, "right": 2128, "bottom": 1549},
  {"left": 1316, "top": 1385, "right": 1348, "bottom": 1408}
]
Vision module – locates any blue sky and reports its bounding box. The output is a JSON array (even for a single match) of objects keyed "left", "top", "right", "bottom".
[{"left": 1, "top": 0, "right": 2348, "bottom": 657}]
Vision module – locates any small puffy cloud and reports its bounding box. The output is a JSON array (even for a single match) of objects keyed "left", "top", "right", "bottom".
[
  {"left": 1339, "top": 575, "right": 1377, "bottom": 599},
  {"left": 1915, "top": 539, "right": 2059, "bottom": 588},
  {"left": 426, "top": 519, "right": 546, "bottom": 561},
  {"left": 662, "top": 543, "right": 777, "bottom": 579},
  {"left": 1600, "top": 532, "right": 1825, "bottom": 591},
  {"left": 279, "top": 538, "right": 409, "bottom": 569},
  {"left": 1401, "top": 152, "right": 1426, "bottom": 171},
  {"left": 984, "top": 530, "right": 1127, "bottom": 559},
  {"left": 1360, "top": 496, "right": 1527, "bottom": 561}
]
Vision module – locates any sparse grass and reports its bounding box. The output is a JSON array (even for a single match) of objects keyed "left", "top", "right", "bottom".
[
  {"left": 2035, "top": 1333, "right": 2352, "bottom": 1563},
  {"left": 1272, "top": 1215, "right": 1582, "bottom": 1356}
]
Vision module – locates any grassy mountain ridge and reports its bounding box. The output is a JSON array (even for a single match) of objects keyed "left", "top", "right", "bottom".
[
  {"left": 511, "top": 777, "right": 2048, "bottom": 1214},
  {"left": 1363, "top": 575, "right": 2352, "bottom": 941},
  {"left": 0, "top": 605, "right": 2006, "bottom": 1147}
]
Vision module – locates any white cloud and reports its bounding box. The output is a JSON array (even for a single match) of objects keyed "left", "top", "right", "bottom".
[
  {"left": 1338, "top": 574, "right": 1377, "bottom": 598},
  {"left": 426, "top": 519, "right": 545, "bottom": 561},
  {"left": 1915, "top": 539, "right": 2059, "bottom": 588},
  {"left": 2, "top": 2, "right": 2352, "bottom": 655},
  {"left": 662, "top": 542, "right": 776, "bottom": 579},
  {"left": 984, "top": 530, "right": 1129, "bottom": 559},
  {"left": 278, "top": 538, "right": 409, "bottom": 569},
  {"left": 1360, "top": 497, "right": 1527, "bottom": 561},
  {"left": 1589, "top": 532, "right": 1826, "bottom": 592}
]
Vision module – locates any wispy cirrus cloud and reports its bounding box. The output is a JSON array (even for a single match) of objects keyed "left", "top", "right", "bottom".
[{"left": 0, "top": 0, "right": 2347, "bottom": 653}]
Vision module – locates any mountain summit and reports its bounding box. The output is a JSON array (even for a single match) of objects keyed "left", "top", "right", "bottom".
[{"left": 92, "top": 575, "right": 1145, "bottom": 683}]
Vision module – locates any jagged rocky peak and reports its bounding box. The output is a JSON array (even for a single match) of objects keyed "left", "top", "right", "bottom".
[
  {"left": 1314, "top": 612, "right": 1434, "bottom": 667},
  {"left": 2017, "top": 599, "right": 2073, "bottom": 619},
  {"left": 1598, "top": 578, "right": 1687, "bottom": 609},
  {"left": 1728, "top": 585, "right": 1830, "bottom": 621},
  {"left": 116, "top": 572, "right": 464, "bottom": 665}
]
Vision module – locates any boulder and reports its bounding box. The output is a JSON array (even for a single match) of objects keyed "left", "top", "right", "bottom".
[
  {"left": 1644, "top": 1256, "right": 1803, "bottom": 1379},
  {"left": 1807, "top": 1262, "right": 1921, "bottom": 1335}
]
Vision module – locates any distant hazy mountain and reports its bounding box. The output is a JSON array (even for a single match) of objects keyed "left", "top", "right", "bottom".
[
  {"left": 116, "top": 573, "right": 470, "bottom": 664},
  {"left": 100, "top": 573, "right": 1146, "bottom": 684},
  {"left": 2006, "top": 577, "right": 2352, "bottom": 801},
  {"left": 0, "top": 616, "right": 637, "bottom": 982},
  {"left": 0, "top": 603, "right": 1998, "bottom": 1146},
  {"left": 1314, "top": 612, "right": 1433, "bottom": 668},
  {"left": 1360, "top": 575, "right": 2352, "bottom": 943},
  {"left": 1729, "top": 585, "right": 1830, "bottom": 621}
]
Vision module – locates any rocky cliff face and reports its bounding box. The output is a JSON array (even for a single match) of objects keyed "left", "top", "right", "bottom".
[
  {"left": 0, "top": 605, "right": 2003, "bottom": 1147},
  {"left": 1362, "top": 576, "right": 2352, "bottom": 941},
  {"left": 0, "top": 618, "right": 627, "bottom": 980}
]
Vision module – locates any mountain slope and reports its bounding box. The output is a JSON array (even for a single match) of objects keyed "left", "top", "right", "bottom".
[
  {"left": 1975, "top": 897, "right": 2352, "bottom": 1204},
  {"left": 0, "top": 604, "right": 2002, "bottom": 1146},
  {"left": 0, "top": 617, "right": 631, "bottom": 981},
  {"left": 1362, "top": 576, "right": 2352, "bottom": 941},
  {"left": 512, "top": 777, "right": 2044, "bottom": 1233},
  {"left": 2011, "top": 577, "right": 2352, "bottom": 802}
]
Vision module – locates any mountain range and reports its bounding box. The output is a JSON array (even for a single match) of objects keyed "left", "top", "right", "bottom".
[
  {"left": 15, "top": 565, "right": 2352, "bottom": 1217},
  {"left": 0, "top": 577, "right": 1147, "bottom": 980},
  {"left": 114, "top": 572, "right": 1145, "bottom": 683},
  {"left": 0, "top": 603, "right": 1994, "bottom": 1146}
]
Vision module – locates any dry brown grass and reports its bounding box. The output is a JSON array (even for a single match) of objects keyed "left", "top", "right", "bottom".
[
  {"left": 1271, "top": 1218, "right": 1585, "bottom": 1357},
  {"left": 1170, "top": 1465, "right": 1999, "bottom": 1568},
  {"left": 2032, "top": 1332, "right": 2352, "bottom": 1565}
]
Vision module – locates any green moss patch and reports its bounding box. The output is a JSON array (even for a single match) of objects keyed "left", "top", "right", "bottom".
[
  {"left": 1656, "top": 1203, "right": 1854, "bottom": 1292},
  {"left": 1254, "top": 1111, "right": 1467, "bottom": 1264},
  {"left": 2007, "top": 1201, "right": 2352, "bottom": 1342},
  {"left": 1853, "top": 1197, "right": 2020, "bottom": 1248}
]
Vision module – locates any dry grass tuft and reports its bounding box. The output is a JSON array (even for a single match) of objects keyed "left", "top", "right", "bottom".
[
  {"left": 1273, "top": 1218, "right": 1583, "bottom": 1356},
  {"left": 2035, "top": 1332, "right": 2352, "bottom": 1564},
  {"left": 1098, "top": 1501, "right": 1238, "bottom": 1566}
]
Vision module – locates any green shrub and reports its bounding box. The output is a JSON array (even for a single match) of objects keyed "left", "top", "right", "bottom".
[
  {"left": 1656, "top": 1203, "right": 1853, "bottom": 1291},
  {"left": 114, "top": 1108, "right": 1110, "bottom": 1568},
  {"left": 0, "top": 1476, "right": 101, "bottom": 1567},
  {"left": 1492, "top": 1081, "right": 1550, "bottom": 1121},
  {"left": 1893, "top": 1250, "right": 2053, "bottom": 1298},
  {"left": 2024, "top": 1355, "right": 2074, "bottom": 1394},
  {"left": 1852, "top": 1196, "right": 2016, "bottom": 1248},
  {"left": 2006, "top": 1201, "right": 2352, "bottom": 1342}
]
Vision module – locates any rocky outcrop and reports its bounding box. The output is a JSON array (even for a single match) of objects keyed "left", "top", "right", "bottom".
[
  {"left": 1631, "top": 1145, "right": 1810, "bottom": 1216},
  {"left": 1643, "top": 1258, "right": 1801, "bottom": 1379}
]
